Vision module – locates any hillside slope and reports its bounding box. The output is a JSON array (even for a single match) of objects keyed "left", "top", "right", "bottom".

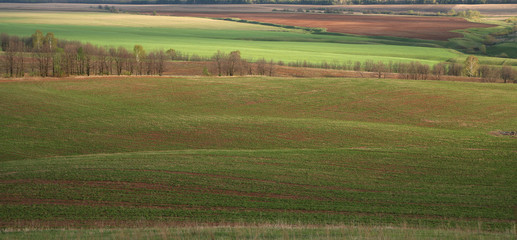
[{"left": 0, "top": 77, "right": 516, "bottom": 231}]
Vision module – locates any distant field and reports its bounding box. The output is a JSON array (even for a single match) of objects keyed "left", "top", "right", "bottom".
[
  {"left": 173, "top": 12, "right": 494, "bottom": 41},
  {"left": 1, "top": 3, "right": 516, "bottom": 17},
  {"left": 0, "top": 11, "right": 279, "bottom": 31},
  {"left": 0, "top": 11, "right": 471, "bottom": 65},
  {"left": 0, "top": 77, "right": 516, "bottom": 232}
]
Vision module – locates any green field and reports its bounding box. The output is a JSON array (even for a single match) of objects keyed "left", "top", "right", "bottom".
[
  {"left": 0, "top": 11, "right": 464, "bottom": 65},
  {"left": 0, "top": 77, "right": 516, "bottom": 237},
  {"left": 450, "top": 19, "right": 517, "bottom": 60}
]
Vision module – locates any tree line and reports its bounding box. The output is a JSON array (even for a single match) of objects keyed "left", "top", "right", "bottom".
[
  {"left": 0, "top": 31, "right": 277, "bottom": 78},
  {"left": 286, "top": 56, "right": 516, "bottom": 83},
  {"left": 1, "top": 31, "right": 167, "bottom": 77},
  {"left": 1, "top": 31, "right": 515, "bottom": 83}
]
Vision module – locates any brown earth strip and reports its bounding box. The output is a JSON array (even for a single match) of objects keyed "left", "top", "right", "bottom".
[{"left": 170, "top": 12, "right": 495, "bottom": 41}]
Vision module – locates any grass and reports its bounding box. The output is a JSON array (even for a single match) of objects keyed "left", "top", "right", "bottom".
[
  {"left": 450, "top": 19, "right": 517, "bottom": 61},
  {"left": 0, "top": 11, "right": 462, "bottom": 65},
  {"left": 1, "top": 77, "right": 516, "bottom": 160},
  {"left": 2, "top": 224, "right": 516, "bottom": 239},
  {"left": 0, "top": 77, "right": 516, "bottom": 235}
]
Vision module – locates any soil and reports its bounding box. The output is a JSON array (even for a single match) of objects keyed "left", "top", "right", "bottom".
[{"left": 171, "top": 12, "right": 494, "bottom": 41}]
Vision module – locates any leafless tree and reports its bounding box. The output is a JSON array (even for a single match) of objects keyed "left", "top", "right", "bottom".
[
  {"left": 212, "top": 50, "right": 226, "bottom": 76},
  {"left": 478, "top": 65, "right": 500, "bottom": 83},
  {"left": 156, "top": 50, "right": 166, "bottom": 76},
  {"left": 501, "top": 65, "right": 515, "bottom": 83},
  {"left": 267, "top": 60, "right": 275, "bottom": 76},
  {"left": 448, "top": 62, "right": 463, "bottom": 76},
  {"left": 256, "top": 58, "right": 266, "bottom": 75},
  {"left": 226, "top": 51, "right": 241, "bottom": 76},
  {"left": 432, "top": 63, "right": 446, "bottom": 80},
  {"left": 373, "top": 61, "right": 386, "bottom": 79}
]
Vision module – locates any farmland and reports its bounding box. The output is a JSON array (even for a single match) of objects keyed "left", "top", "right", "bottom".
[
  {"left": 1, "top": 6, "right": 515, "bottom": 68},
  {"left": 0, "top": 3, "right": 516, "bottom": 239},
  {"left": 0, "top": 77, "right": 516, "bottom": 237},
  {"left": 173, "top": 12, "right": 493, "bottom": 41},
  {"left": 0, "top": 11, "right": 465, "bottom": 65}
]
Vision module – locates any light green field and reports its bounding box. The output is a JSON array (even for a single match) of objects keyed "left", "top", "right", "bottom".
[
  {"left": 0, "top": 12, "right": 280, "bottom": 30},
  {"left": 0, "top": 11, "right": 463, "bottom": 65},
  {"left": 0, "top": 77, "right": 516, "bottom": 236}
]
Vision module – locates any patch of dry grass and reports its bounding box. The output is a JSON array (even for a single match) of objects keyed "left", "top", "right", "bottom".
[{"left": 0, "top": 11, "right": 281, "bottom": 31}]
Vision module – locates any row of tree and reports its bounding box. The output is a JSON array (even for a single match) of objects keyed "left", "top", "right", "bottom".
[
  {"left": 209, "top": 50, "right": 275, "bottom": 76},
  {"left": 287, "top": 57, "right": 516, "bottom": 82},
  {"left": 1, "top": 31, "right": 167, "bottom": 77},
  {"left": 1, "top": 31, "right": 515, "bottom": 83},
  {"left": 0, "top": 31, "right": 277, "bottom": 78}
]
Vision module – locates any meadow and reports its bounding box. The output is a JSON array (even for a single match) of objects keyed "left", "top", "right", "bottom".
[
  {"left": 0, "top": 77, "right": 516, "bottom": 238},
  {"left": 0, "top": 11, "right": 465, "bottom": 65}
]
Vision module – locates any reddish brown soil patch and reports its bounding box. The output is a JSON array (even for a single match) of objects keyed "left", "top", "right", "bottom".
[{"left": 172, "top": 12, "right": 494, "bottom": 41}]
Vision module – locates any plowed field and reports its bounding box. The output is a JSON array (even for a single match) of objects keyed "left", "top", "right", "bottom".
[{"left": 174, "top": 13, "right": 495, "bottom": 40}]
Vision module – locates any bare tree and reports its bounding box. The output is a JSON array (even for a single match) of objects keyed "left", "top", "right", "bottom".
[
  {"left": 448, "top": 62, "right": 463, "bottom": 76},
  {"left": 353, "top": 61, "right": 361, "bottom": 71},
  {"left": 397, "top": 62, "right": 410, "bottom": 79},
  {"left": 256, "top": 58, "right": 266, "bottom": 75},
  {"left": 4, "top": 37, "right": 18, "bottom": 77},
  {"left": 364, "top": 60, "right": 374, "bottom": 72},
  {"left": 83, "top": 43, "right": 96, "bottom": 76},
  {"left": 227, "top": 51, "right": 241, "bottom": 76},
  {"left": 432, "top": 62, "right": 446, "bottom": 80},
  {"left": 97, "top": 46, "right": 108, "bottom": 75},
  {"left": 373, "top": 61, "right": 386, "bottom": 79},
  {"left": 267, "top": 60, "right": 275, "bottom": 77},
  {"left": 478, "top": 65, "right": 500, "bottom": 82},
  {"left": 108, "top": 47, "right": 116, "bottom": 75},
  {"left": 212, "top": 50, "right": 226, "bottom": 76},
  {"left": 114, "top": 47, "right": 128, "bottom": 75},
  {"left": 501, "top": 65, "right": 515, "bottom": 83},
  {"left": 417, "top": 63, "right": 429, "bottom": 80},
  {"left": 156, "top": 50, "right": 166, "bottom": 76},
  {"left": 63, "top": 43, "right": 79, "bottom": 76},
  {"left": 146, "top": 52, "right": 156, "bottom": 75}
]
